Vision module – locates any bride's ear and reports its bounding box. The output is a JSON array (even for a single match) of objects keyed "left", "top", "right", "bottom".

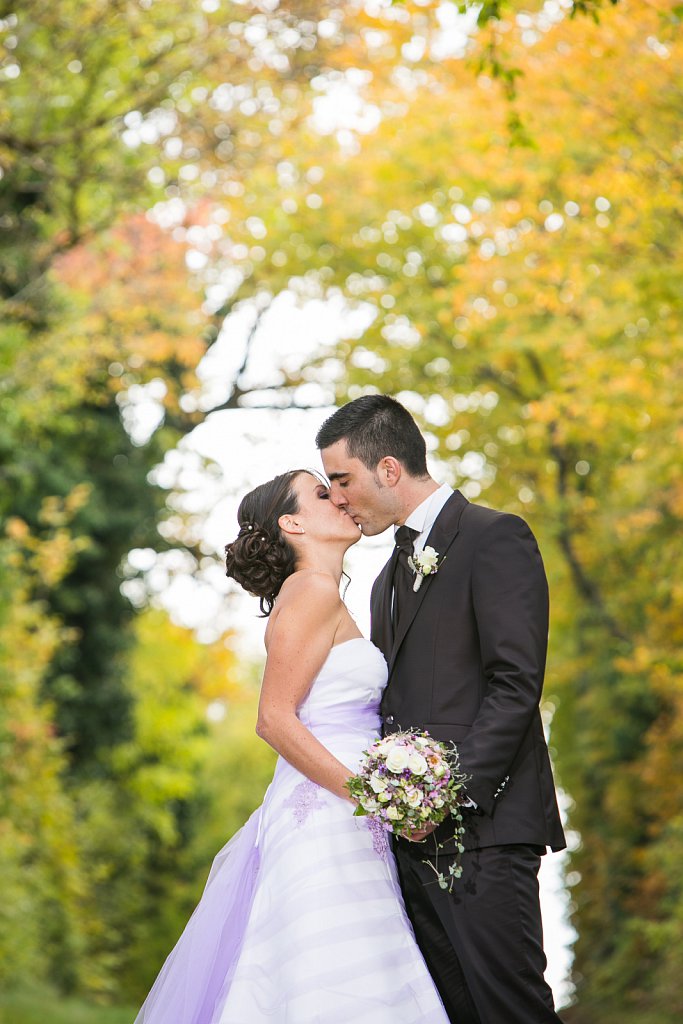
[{"left": 278, "top": 514, "right": 305, "bottom": 536}]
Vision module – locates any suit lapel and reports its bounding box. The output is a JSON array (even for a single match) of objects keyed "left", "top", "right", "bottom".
[
  {"left": 370, "top": 547, "right": 399, "bottom": 661},
  {"left": 388, "top": 490, "right": 468, "bottom": 673}
]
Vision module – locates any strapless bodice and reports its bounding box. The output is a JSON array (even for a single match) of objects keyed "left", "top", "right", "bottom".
[
  {"left": 266, "top": 637, "right": 389, "bottom": 786},
  {"left": 296, "top": 637, "right": 388, "bottom": 731}
]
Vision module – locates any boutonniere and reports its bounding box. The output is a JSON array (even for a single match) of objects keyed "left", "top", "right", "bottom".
[{"left": 407, "top": 546, "right": 445, "bottom": 591}]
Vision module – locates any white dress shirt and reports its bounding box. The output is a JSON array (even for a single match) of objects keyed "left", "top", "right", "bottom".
[{"left": 397, "top": 482, "right": 454, "bottom": 553}]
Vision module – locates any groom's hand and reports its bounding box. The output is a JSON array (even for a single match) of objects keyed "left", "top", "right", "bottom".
[{"left": 401, "top": 821, "right": 438, "bottom": 843}]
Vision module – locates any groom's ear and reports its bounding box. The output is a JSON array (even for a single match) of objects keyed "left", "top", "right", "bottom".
[{"left": 377, "top": 456, "right": 401, "bottom": 488}]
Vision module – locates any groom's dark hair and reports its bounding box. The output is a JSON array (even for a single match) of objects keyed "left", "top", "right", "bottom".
[{"left": 315, "top": 395, "right": 428, "bottom": 477}]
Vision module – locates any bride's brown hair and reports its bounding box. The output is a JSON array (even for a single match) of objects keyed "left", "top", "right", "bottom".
[{"left": 225, "top": 470, "right": 309, "bottom": 616}]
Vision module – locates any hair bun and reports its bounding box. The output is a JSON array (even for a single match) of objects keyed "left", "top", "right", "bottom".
[
  {"left": 225, "top": 531, "right": 293, "bottom": 615},
  {"left": 224, "top": 471, "right": 303, "bottom": 615}
]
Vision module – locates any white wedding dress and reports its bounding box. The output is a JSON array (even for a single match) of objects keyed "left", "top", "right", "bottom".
[{"left": 136, "top": 637, "right": 448, "bottom": 1024}]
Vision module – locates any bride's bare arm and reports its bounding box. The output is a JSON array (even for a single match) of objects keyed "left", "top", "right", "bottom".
[{"left": 256, "top": 573, "right": 355, "bottom": 804}]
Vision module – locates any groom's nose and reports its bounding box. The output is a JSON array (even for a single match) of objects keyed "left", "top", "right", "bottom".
[{"left": 329, "top": 483, "right": 347, "bottom": 507}]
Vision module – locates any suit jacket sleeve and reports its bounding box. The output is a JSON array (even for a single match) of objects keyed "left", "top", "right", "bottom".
[{"left": 458, "top": 513, "right": 549, "bottom": 817}]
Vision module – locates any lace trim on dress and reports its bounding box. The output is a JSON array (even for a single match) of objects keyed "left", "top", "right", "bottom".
[{"left": 283, "top": 779, "right": 325, "bottom": 827}]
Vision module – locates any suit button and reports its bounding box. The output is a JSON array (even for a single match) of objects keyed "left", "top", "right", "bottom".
[{"left": 385, "top": 715, "right": 394, "bottom": 726}]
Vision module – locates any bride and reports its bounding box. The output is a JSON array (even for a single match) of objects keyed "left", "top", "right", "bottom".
[{"left": 135, "top": 469, "right": 448, "bottom": 1023}]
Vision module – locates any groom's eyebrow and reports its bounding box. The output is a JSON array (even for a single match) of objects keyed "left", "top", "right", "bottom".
[{"left": 327, "top": 471, "right": 349, "bottom": 481}]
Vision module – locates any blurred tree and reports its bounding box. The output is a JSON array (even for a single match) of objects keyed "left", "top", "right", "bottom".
[
  {"left": 0, "top": 501, "right": 90, "bottom": 989},
  {"left": 0, "top": 0, "right": 352, "bottom": 765},
  {"left": 0, "top": 212, "right": 204, "bottom": 767}
]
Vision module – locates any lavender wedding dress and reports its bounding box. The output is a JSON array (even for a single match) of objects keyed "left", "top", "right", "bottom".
[{"left": 135, "top": 637, "right": 448, "bottom": 1023}]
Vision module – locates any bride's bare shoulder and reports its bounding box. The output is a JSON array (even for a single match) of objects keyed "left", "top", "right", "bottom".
[{"left": 265, "top": 570, "right": 341, "bottom": 650}]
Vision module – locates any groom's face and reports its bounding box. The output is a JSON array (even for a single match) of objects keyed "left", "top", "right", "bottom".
[{"left": 320, "top": 440, "right": 398, "bottom": 537}]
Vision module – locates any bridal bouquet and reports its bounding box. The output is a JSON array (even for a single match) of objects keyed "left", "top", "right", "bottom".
[{"left": 347, "top": 730, "right": 469, "bottom": 888}]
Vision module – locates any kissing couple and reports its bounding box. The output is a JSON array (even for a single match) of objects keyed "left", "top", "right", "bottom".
[{"left": 136, "top": 394, "right": 566, "bottom": 1024}]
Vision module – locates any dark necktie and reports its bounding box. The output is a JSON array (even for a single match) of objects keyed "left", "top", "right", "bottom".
[{"left": 392, "top": 525, "right": 419, "bottom": 631}]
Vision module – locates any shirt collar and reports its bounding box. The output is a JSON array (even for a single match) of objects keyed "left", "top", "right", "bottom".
[{"left": 400, "top": 482, "right": 453, "bottom": 539}]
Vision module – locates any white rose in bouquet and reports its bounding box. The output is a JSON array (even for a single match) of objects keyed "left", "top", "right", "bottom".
[
  {"left": 361, "top": 796, "right": 380, "bottom": 812},
  {"left": 385, "top": 745, "right": 410, "bottom": 773},
  {"left": 369, "top": 772, "right": 388, "bottom": 794},
  {"left": 407, "top": 752, "right": 428, "bottom": 776}
]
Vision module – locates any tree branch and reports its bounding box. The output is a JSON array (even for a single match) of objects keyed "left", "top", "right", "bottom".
[
  {"left": 549, "top": 435, "right": 629, "bottom": 644},
  {"left": 475, "top": 364, "right": 531, "bottom": 403}
]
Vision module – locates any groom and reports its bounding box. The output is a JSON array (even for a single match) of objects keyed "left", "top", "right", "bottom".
[{"left": 317, "top": 395, "right": 566, "bottom": 1024}]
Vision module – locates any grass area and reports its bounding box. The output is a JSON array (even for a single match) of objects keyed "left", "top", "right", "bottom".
[{"left": 0, "top": 988, "right": 136, "bottom": 1024}]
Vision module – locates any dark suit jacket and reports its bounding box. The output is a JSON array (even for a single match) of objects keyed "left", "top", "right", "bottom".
[{"left": 371, "top": 490, "right": 566, "bottom": 852}]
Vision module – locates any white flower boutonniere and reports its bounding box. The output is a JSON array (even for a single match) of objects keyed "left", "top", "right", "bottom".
[{"left": 407, "top": 546, "right": 445, "bottom": 591}]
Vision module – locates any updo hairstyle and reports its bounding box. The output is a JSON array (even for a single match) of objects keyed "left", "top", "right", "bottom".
[{"left": 225, "top": 470, "right": 307, "bottom": 616}]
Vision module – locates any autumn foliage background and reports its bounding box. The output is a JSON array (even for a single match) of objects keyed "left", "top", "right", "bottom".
[{"left": 1, "top": 2, "right": 682, "bottom": 1021}]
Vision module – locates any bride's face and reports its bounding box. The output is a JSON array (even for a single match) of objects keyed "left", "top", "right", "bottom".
[
  {"left": 320, "top": 441, "right": 399, "bottom": 537},
  {"left": 290, "top": 472, "right": 361, "bottom": 547}
]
